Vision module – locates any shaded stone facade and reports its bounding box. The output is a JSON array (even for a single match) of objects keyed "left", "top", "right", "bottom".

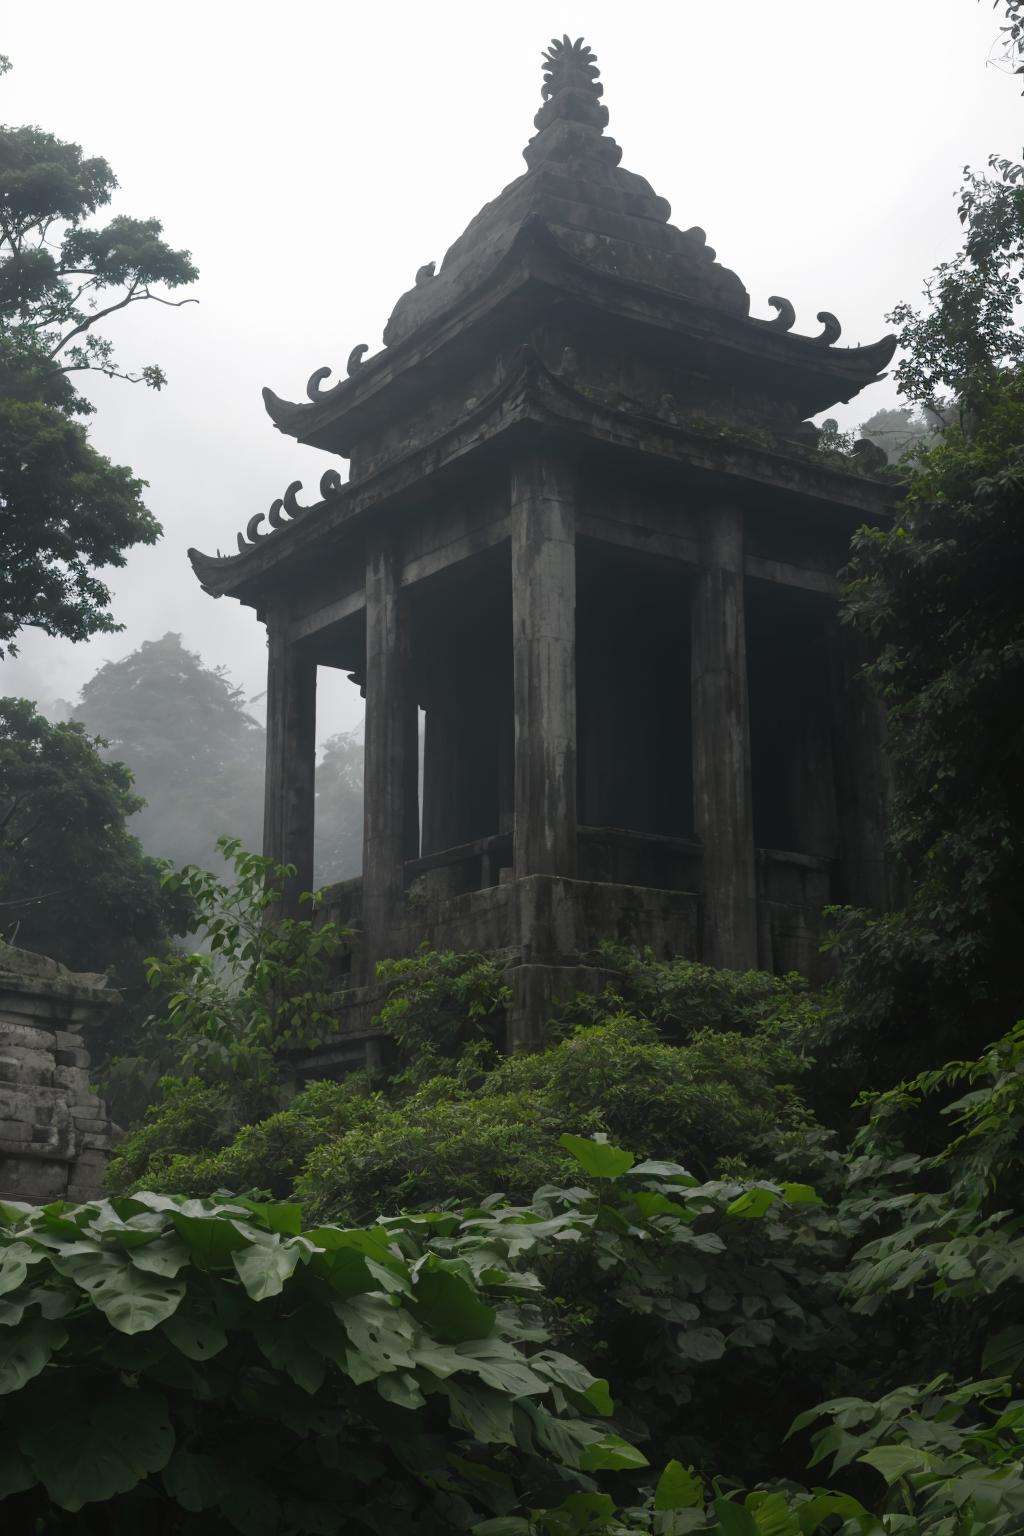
[
  {"left": 191, "top": 37, "right": 896, "bottom": 1055},
  {"left": 0, "top": 948, "right": 117, "bottom": 1203}
]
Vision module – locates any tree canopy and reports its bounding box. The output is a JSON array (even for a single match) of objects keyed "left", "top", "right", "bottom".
[
  {"left": 0, "top": 696, "right": 190, "bottom": 983},
  {"left": 0, "top": 62, "right": 197, "bottom": 656}
]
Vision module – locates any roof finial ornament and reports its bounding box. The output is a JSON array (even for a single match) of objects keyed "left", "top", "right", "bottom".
[{"left": 541, "top": 35, "right": 602, "bottom": 100}]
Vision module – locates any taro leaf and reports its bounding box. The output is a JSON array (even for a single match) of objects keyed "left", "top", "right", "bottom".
[
  {"left": 335, "top": 1294, "right": 416, "bottom": 1383},
  {"left": 162, "top": 1448, "right": 220, "bottom": 1511},
  {"left": 795, "top": 1492, "right": 875, "bottom": 1535},
  {"left": 780, "top": 1183, "right": 822, "bottom": 1207},
  {"left": 445, "top": 1380, "right": 516, "bottom": 1445},
  {"left": 129, "top": 1232, "right": 191, "bottom": 1278},
  {"left": 162, "top": 1307, "right": 228, "bottom": 1361},
  {"left": 59, "top": 1250, "right": 185, "bottom": 1334},
  {"left": 376, "top": 1368, "right": 427, "bottom": 1409},
  {"left": 631, "top": 1160, "right": 697, "bottom": 1185},
  {"left": 578, "top": 1432, "right": 649, "bottom": 1472},
  {"left": 745, "top": 1490, "right": 800, "bottom": 1536},
  {"left": 676, "top": 1326, "right": 726, "bottom": 1362},
  {"left": 714, "top": 1497, "right": 759, "bottom": 1536},
  {"left": 411, "top": 1256, "right": 495, "bottom": 1342},
  {"left": 255, "top": 1311, "right": 326, "bottom": 1395},
  {"left": 0, "top": 1242, "right": 39, "bottom": 1296},
  {"left": 235, "top": 1199, "right": 304, "bottom": 1235},
  {"left": 0, "top": 1294, "right": 26, "bottom": 1327},
  {"left": 559, "top": 1135, "right": 635, "bottom": 1180},
  {"left": 0, "top": 1443, "right": 34, "bottom": 1497},
  {"left": 0, "top": 1318, "right": 66, "bottom": 1394},
  {"left": 452, "top": 1336, "right": 549, "bottom": 1396},
  {"left": 233, "top": 1238, "right": 301, "bottom": 1301},
  {"left": 172, "top": 1213, "right": 250, "bottom": 1267},
  {"left": 858, "top": 1445, "right": 930, "bottom": 1484},
  {"left": 728, "top": 1320, "right": 774, "bottom": 1350},
  {"left": 0, "top": 1200, "right": 32, "bottom": 1225},
  {"left": 632, "top": 1192, "right": 694, "bottom": 1222},
  {"left": 983, "top": 1324, "right": 1024, "bottom": 1378},
  {"left": 725, "top": 1188, "right": 777, "bottom": 1220},
  {"left": 20, "top": 1385, "right": 174, "bottom": 1511},
  {"left": 655, "top": 1460, "right": 703, "bottom": 1510},
  {"left": 530, "top": 1349, "right": 612, "bottom": 1415}
]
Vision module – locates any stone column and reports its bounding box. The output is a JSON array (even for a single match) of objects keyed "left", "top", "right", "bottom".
[
  {"left": 511, "top": 453, "right": 578, "bottom": 879},
  {"left": 827, "top": 621, "right": 890, "bottom": 909},
  {"left": 263, "top": 618, "right": 317, "bottom": 915},
  {"left": 691, "top": 505, "right": 758, "bottom": 969},
  {"left": 363, "top": 536, "right": 417, "bottom": 969}
]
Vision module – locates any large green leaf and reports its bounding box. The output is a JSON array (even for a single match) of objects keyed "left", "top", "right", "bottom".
[
  {"left": 713, "top": 1497, "right": 759, "bottom": 1536},
  {"left": 171, "top": 1213, "right": 250, "bottom": 1267},
  {"left": 0, "top": 1241, "right": 39, "bottom": 1296},
  {"left": 20, "top": 1385, "right": 174, "bottom": 1511},
  {"left": 578, "top": 1431, "right": 649, "bottom": 1472},
  {"left": 411, "top": 1256, "right": 495, "bottom": 1342},
  {"left": 858, "top": 1445, "right": 930, "bottom": 1484},
  {"left": 232, "top": 1239, "right": 301, "bottom": 1301},
  {"left": 725, "top": 1189, "right": 777, "bottom": 1221},
  {"left": 235, "top": 1199, "right": 304, "bottom": 1235},
  {"left": 983, "top": 1324, "right": 1024, "bottom": 1377},
  {"left": 0, "top": 1443, "right": 34, "bottom": 1497},
  {"left": 59, "top": 1249, "right": 184, "bottom": 1333},
  {"left": 445, "top": 1379, "right": 516, "bottom": 1445},
  {"left": 746, "top": 1490, "right": 800, "bottom": 1536},
  {"left": 127, "top": 1232, "right": 191, "bottom": 1277},
  {"left": 161, "top": 1306, "right": 228, "bottom": 1361},
  {"left": 336, "top": 1294, "right": 416, "bottom": 1382},
  {"left": 655, "top": 1460, "right": 703, "bottom": 1510},
  {"left": 452, "top": 1336, "right": 549, "bottom": 1395},
  {"left": 162, "top": 1448, "right": 220, "bottom": 1511},
  {"left": 559, "top": 1135, "right": 635, "bottom": 1180},
  {"left": 676, "top": 1326, "right": 726, "bottom": 1362},
  {"left": 530, "top": 1350, "right": 613, "bottom": 1415},
  {"left": 0, "top": 1318, "right": 66, "bottom": 1394}
]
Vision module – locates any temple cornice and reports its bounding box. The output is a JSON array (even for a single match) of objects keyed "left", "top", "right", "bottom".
[
  {"left": 259, "top": 218, "right": 896, "bottom": 460},
  {"left": 189, "top": 344, "right": 899, "bottom": 602}
]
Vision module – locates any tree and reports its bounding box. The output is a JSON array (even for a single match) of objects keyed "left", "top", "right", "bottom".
[
  {"left": 314, "top": 727, "right": 364, "bottom": 887},
  {"left": 0, "top": 60, "right": 197, "bottom": 655},
  {"left": 855, "top": 406, "right": 940, "bottom": 465},
  {"left": 0, "top": 696, "right": 190, "bottom": 987},
  {"left": 75, "top": 634, "right": 265, "bottom": 874}
]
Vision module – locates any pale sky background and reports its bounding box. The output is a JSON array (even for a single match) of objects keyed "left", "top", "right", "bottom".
[{"left": 1, "top": 0, "right": 1020, "bottom": 742}]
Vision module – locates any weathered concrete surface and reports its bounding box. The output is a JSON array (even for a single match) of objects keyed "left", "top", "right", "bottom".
[
  {"left": 511, "top": 454, "right": 578, "bottom": 880},
  {"left": 691, "top": 506, "right": 758, "bottom": 969},
  {"left": 0, "top": 947, "right": 117, "bottom": 1204}
]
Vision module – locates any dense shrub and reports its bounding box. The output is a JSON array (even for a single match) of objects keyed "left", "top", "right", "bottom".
[{"left": 110, "top": 1012, "right": 816, "bottom": 1221}]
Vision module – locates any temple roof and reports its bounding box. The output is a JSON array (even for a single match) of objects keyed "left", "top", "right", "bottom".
[
  {"left": 189, "top": 37, "right": 899, "bottom": 597},
  {"left": 382, "top": 36, "right": 751, "bottom": 347}
]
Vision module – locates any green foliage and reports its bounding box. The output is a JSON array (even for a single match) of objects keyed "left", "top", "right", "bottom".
[
  {"left": 375, "top": 944, "right": 513, "bottom": 1079},
  {"left": 835, "top": 379, "right": 1024, "bottom": 1076},
  {"left": 0, "top": 696, "right": 190, "bottom": 991},
  {"left": 0, "top": 1182, "right": 635, "bottom": 1532},
  {"left": 147, "top": 838, "right": 351, "bottom": 1079},
  {"left": 0, "top": 66, "right": 197, "bottom": 654}
]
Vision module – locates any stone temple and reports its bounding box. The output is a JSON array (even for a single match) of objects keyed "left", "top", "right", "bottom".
[{"left": 190, "top": 35, "right": 896, "bottom": 1059}]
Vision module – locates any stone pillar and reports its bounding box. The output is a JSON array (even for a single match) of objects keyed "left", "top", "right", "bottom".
[
  {"left": 827, "top": 621, "right": 890, "bottom": 909},
  {"left": 363, "top": 536, "right": 417, "bottom": 969},
  {"left": 511, "top": 453, "right": 578, "bottom": 879},
  {"left": 691, "top": 505, "right": 758, "bottom": 969},
  {"left": 263, "top": 618, "right": 317, "bottom": 915},
  {"left": 0, "top": 949, "right": 116, "bottom": 1204}
]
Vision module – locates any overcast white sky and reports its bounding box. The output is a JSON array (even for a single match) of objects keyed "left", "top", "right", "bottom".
[{"left": 2, "top": 1, "right": 1020, "bottom": 741}]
